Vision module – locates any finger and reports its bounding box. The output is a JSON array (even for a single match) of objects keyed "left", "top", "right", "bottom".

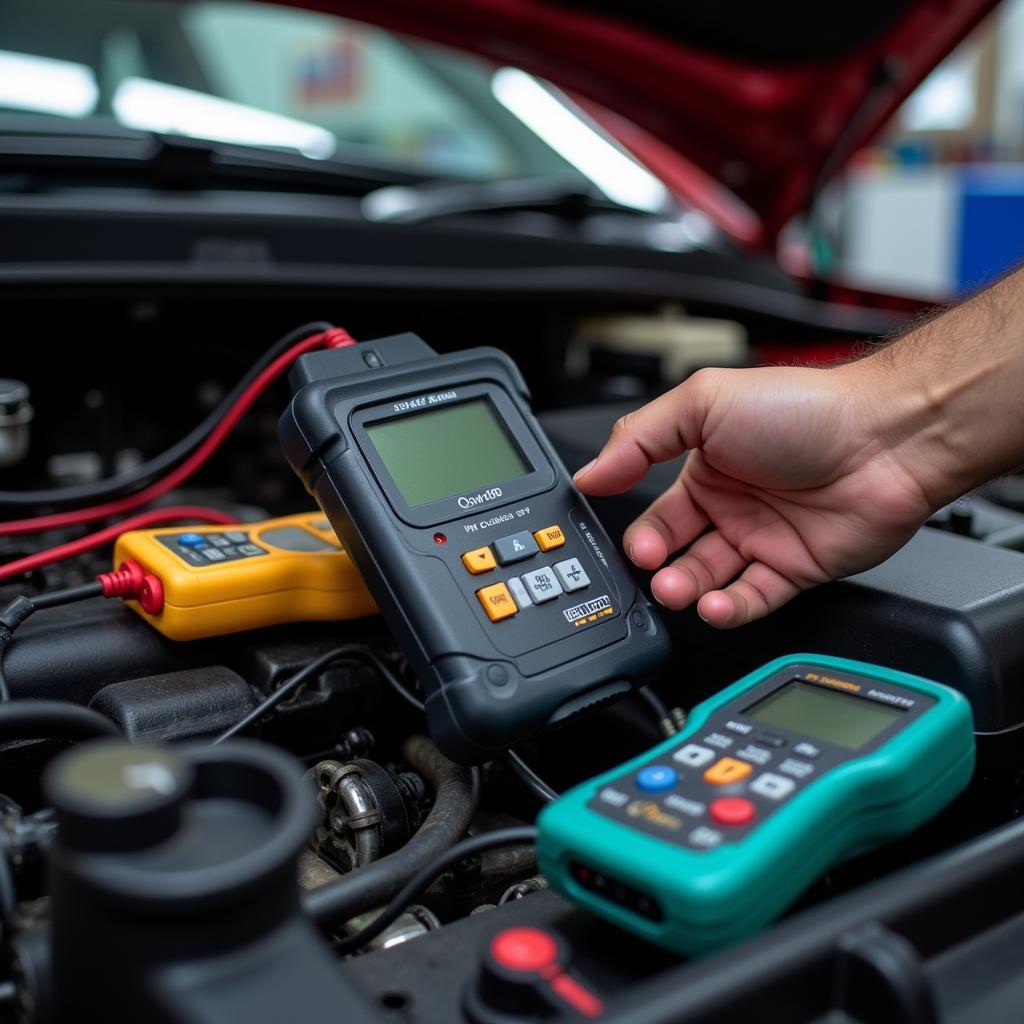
[
  {"left": 649, "top": 531, "right": 746, "bottom": 610},
  {"left": 623, "top": 469, "right": 709, "bottom": 569},
  {"left": 573, "top": 372, "right": 716, "bottom": 496},
  {"left": 696, "top": 561, "right": 803, "bottom": 628}
]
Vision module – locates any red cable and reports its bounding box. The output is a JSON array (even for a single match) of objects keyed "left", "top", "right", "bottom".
[
  {"left": 0, "top": 506, "right": 237, "bottom": 583},
  {"left": 0, "top": 326, "right": 356, "bottom": 538}
]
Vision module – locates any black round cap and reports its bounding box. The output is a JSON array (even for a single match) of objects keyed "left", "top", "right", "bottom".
[{"left": 44, "top": 741, "right": 192, "bottom": 853}]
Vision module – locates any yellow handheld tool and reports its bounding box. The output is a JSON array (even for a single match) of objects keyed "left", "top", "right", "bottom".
[{"left": 113, "top": 511, "right": 377, "bottom": 640}]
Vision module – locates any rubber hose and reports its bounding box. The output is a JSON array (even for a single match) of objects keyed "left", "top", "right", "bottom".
[
  {"left": 303, "top": 734, "right": 480, "bottom": 928},
  {"left": 0, "top": 701, "right": 120, "bottom": 743}
]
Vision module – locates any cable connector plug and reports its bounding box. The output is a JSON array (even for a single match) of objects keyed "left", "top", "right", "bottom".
[{"left": 97, "top": 559, "right": 165, "bottom": 614}]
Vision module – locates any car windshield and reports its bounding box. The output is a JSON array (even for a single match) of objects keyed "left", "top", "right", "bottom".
[{"left": 0, "top": 0, "right": 584, "bottom": 183}]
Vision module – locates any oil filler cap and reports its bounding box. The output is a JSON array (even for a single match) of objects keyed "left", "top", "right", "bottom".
[{"left": 44, "top": 741, "right": 192, "bottom": 853}]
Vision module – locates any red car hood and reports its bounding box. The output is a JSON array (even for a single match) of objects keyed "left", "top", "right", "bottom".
[{"left": 299, "top": 0, "right": 997, "bottom": 242}]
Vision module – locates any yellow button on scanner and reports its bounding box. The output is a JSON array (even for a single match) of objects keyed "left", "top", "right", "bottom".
[
  {"left": 462, "top": 546, "right": 497, "bottom": 575},
  {"left": 477, "top": 582, "right": 518, "bottom": 622},
  {"left": 533, "top": 525, "right": 565, "bottom": 552},
  {"left": 703, "top": 758, "right": 753, "bottom": 785}
]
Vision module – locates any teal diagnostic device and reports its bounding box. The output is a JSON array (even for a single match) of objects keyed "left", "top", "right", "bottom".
[{"left": 537, "top": 654, "right": 975, "bottom": 955}]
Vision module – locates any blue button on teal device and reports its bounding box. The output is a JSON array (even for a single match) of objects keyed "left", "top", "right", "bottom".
[
  {"left": 537, "top": 654, "right": 976, "bottom": 956},
  {"left": 636, "top": 765, "right": 677, "bottom": 792}
]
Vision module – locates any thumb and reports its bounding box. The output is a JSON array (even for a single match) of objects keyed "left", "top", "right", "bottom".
[{"left": 573, "top": 369, "right": 719, "bottom": 496}]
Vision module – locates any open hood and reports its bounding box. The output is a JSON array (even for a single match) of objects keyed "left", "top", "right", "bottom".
[{"left": 301, "top": 0, "right": 998, "bottom": 242}]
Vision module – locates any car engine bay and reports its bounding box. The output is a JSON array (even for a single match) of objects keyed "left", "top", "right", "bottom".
[{"left": 3, "top": 271, "right": 1024, "bottom": 1024}]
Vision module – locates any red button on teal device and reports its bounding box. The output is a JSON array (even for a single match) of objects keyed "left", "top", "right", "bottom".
[{"left": 710, "top": 797, "right": 755, "bottom": 826}]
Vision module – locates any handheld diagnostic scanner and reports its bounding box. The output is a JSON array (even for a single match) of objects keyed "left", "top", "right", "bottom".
[
  {"left": 538, "top": 654, "right": 975, "bottom": 955},
  {"left": 278, "top": 332, "right": 670, "bottom": 763},
  {"left": 113, "top": 511, "right": 377, "bottom": 640}
]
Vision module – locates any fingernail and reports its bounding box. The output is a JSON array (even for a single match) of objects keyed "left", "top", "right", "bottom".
[
  {"left": 696, "top": 606, "right": 710, "bottom": 623},
  {"left": 627, "top": 543, "right": 637, "bottom": 563},
  {"left": 573, "top": 458, "right": 597, "bottom": 482}
]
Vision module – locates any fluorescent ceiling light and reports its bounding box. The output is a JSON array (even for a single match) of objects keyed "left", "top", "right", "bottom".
[
  {"left": 112, "top": 77, "right": 336, "bottom": 159},
  {"left": 901, "top": 59, "right": 977, "bottom": 133},
  {"left": 491, "top": 66, "right": 669, "bottom": 213},
  {"left": 0, "top": 50, "right": 98, "bottom": 118}
]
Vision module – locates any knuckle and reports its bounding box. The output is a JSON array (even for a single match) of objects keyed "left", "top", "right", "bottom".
[
  {"left": 685, "top": 366, "right": 723, "bottom": 395},
  {"left": 690, "top": 553, "right": 717, "bottom": 588},
  {"left": 679, "top": 564, "right": 702, "bottom": 595},
  {"left": 611, "top": 410, "right": 640, "bottom": 437}
]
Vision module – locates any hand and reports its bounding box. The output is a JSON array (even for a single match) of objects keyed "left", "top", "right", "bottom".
[{"left": 574, "top": 364, "right": 942, "bottom": 628}]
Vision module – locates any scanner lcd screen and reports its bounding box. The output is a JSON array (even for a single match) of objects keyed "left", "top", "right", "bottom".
[
  {"left": 743, "top": 680, "right": 905, "bottom": 749},
  {"left": 366, "top": 399, "right": 530, "bottom": 508}
]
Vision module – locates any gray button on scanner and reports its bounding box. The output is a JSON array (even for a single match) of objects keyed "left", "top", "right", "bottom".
[
  {"left": 507, "top": 577, "right": 533, "bottom": 608},
  {"left": 554, "top": 558, "right": 590, "bottom": 592},
  {"left": 494, "top": 531, "right": 540, "bottom": 565},
  {"left": 520, "top": 566, "right": 562, "bottom": 603}
]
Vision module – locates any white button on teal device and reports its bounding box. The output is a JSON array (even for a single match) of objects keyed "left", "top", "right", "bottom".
[
  {"left": 736, "top": 744, "right": 771, "bottom": 765},
  {"left": 666, "top": 795, "right": 705, "bottom": 817},
  {"left": 778, "top": 758, "right": 815, "bottom": 779},
  {"left": 689, "top": 826, "right": 722, "bottom": 849},
  {"left": 673, "top": 744, "right": 714, "bottom": 768},
  {"left": 749, "top": 772, "right": 795, "bottom": 800}
]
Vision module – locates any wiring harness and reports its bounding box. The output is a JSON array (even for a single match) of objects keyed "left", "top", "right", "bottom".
[{"left": 0, "top": 323, "right": 356, "bottom": 583}]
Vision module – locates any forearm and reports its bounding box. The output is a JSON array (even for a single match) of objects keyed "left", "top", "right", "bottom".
[{"left": 842, "top": 266, "right": 1024, "bottom": 508}]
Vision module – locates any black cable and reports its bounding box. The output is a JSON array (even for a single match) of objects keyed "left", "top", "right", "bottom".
[
  {"left": 216, "top": 639, "right": 559, "bottom": 810},
  {"left": 334, "top": 655, "right": 561, "bottom": 805},
  {"left": 0, "top": 845, "right": 15, "bottom": 951},
  {"left": 0, "top": 701, "right": 120, "bottom": 743},
  {"left": 213, "top": 644, "right": 378, "bottom": 744},
  {"left": 28, "top": 582, "right": 105, "bottom": 610},
  {"left": 0, "top": 321, "right": 333, "bottom": 510},
  {"left": 503, "top": 750, "right": 558, "bottom": 804},
  {"left": 328, "top": 826, "right": 538, "bottom": 955},
  {"left": 635, "top": 686, "right": 671, "bottom": 732},
  {"left": 213, "top": 645, "right": 424, "bottom": 744},
  {"left": 356, "top": 650, "right": 426, "bottom": 713},
  {"left": 0, "top": 582, "right": 104, "bottom": 702}
]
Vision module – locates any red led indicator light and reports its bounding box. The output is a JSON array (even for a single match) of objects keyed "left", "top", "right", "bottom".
[{"left": 433, "top": 532, "right": 447, "bottom": 545}]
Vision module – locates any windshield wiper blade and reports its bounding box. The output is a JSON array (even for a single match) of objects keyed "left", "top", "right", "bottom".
[
  {"left": 362, "top": 174, "right": 648, "bottom": 224},
  {"left": 0, "top": 121, "right": 430, "bottom": 194}
]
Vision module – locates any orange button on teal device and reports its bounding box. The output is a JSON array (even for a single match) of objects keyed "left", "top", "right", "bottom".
[{"left": 703, "top": 758, "right": 752, "bottom": 785}]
